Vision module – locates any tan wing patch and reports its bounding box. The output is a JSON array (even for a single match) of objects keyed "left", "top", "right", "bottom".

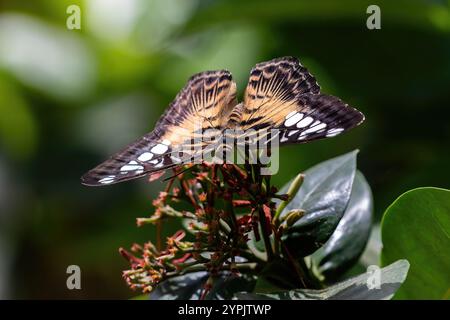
[{"left": 160, "top": 70, "right": 237, "bottom": 146}]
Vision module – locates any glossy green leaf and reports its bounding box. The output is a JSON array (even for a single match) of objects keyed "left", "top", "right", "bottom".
[
  {"left": 310, "top": 171, "right": 373, "bottom": 281},
  {"left": 149, "top": 271, "right": 256, "bottom": 300},
  {"left": 236, "top": 260, "right": 409, "bottom": 300},
  {"left": 256, "top": 258, "right": 305, "bottom": 291},
  {"left": 381, "top": 187, "right": 450, "bottom": 299},
  {"left": 280, "top": 150, "right": 357, "bottom": 257}
]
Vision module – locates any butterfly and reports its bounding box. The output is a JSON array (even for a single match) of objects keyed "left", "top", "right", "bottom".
[{"left": 81, "top": 56, "right": 364, "bottom": 186}]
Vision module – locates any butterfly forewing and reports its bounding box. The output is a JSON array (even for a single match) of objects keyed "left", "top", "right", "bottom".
[
  {"left": 234, "top": 56, "right": 364, "bottom": 145},
  {"left": 278, "top": 93, "right": 364, "bottom": 144},
  {"left": 81, "top": 70, "right": 237, "bottom": 186}
]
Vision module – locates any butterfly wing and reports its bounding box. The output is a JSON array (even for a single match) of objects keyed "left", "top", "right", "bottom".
[
  {"left": 233, "top": 56, "right": 364, "bottom": 144},
  {"left": 81, "top": 70, "right": 237, "bottom": 186}
]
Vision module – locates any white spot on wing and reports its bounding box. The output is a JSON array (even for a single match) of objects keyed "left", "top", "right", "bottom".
[
  {"left": 170, "top": 155, "right": 182, "bottom": 163},
  {"left": 99, "top": 175, "right": 115, "bottom": 184},
  {"left": 120, "top": 164, "right": 144, "bottom": 172},
  {"left": 326, "top": 128, "right": 344, "bottom": 137},
  {"left": 137, "top": 152, "right": 153, "bottom": 162},
  {"left": 296, "top": 116, "right": 314, "bottom": 128},
  {"left": 284, "top": 113, "right": 303, "bottom": 127},
  {"left": 302, "top": 122, "right": 327, "bottom": 134},
  {"left": 151, "top": 143, "right": 169, "bottom": 154},
  {"left": 288, "top": 130, "right": 299, "bottom": 137},
  {"left": 285, "top": 111, "right": 297, "bottom": 119}
]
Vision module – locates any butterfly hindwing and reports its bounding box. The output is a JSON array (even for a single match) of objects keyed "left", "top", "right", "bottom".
[{"left": 81, "top": 70, "right": 237, "bottom": 186}]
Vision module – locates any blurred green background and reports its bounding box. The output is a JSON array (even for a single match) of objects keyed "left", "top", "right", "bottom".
[{"left": 0, "top": 0, "right": 448, "bottom": 299}]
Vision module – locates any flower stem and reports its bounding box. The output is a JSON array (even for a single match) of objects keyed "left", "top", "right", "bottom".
[{"left": 258, "top": 206, "right": 274, "bottom": 261}]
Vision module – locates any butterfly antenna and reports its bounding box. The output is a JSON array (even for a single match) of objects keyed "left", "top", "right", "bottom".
[{"left": 163, "top": 166, "right": 194, "bottom": 181}]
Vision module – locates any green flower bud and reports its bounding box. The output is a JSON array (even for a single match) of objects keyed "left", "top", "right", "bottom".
[{"left": 285, "top": 209, "right": 305, "bottom": 227}]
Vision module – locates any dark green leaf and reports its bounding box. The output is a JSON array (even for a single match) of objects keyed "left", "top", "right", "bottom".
[
  {"left": 280, "top": 150, "right": 357, "bottom": 257},
  {"left": 253, "top": 277, "right": 285, "bottom": 294},
  {"left": 256, "top": 258, "right": 304, "bottom": 291},
  {"left": 235, "top": 260, "right": 409, "bottom": 300},
  {"left": 150, "top": 271, "right": 256, "bottom": 300},
  {"left": 381, "top": 187, "right": 450, "bottom": 299},
  {"left": 310, "top": 171, "right": 373, "bottom": 280}
]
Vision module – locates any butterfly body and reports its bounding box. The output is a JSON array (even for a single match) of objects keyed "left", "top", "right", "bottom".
[{"left": 81, "top": 57, "right": 364, "bottom": 186}]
